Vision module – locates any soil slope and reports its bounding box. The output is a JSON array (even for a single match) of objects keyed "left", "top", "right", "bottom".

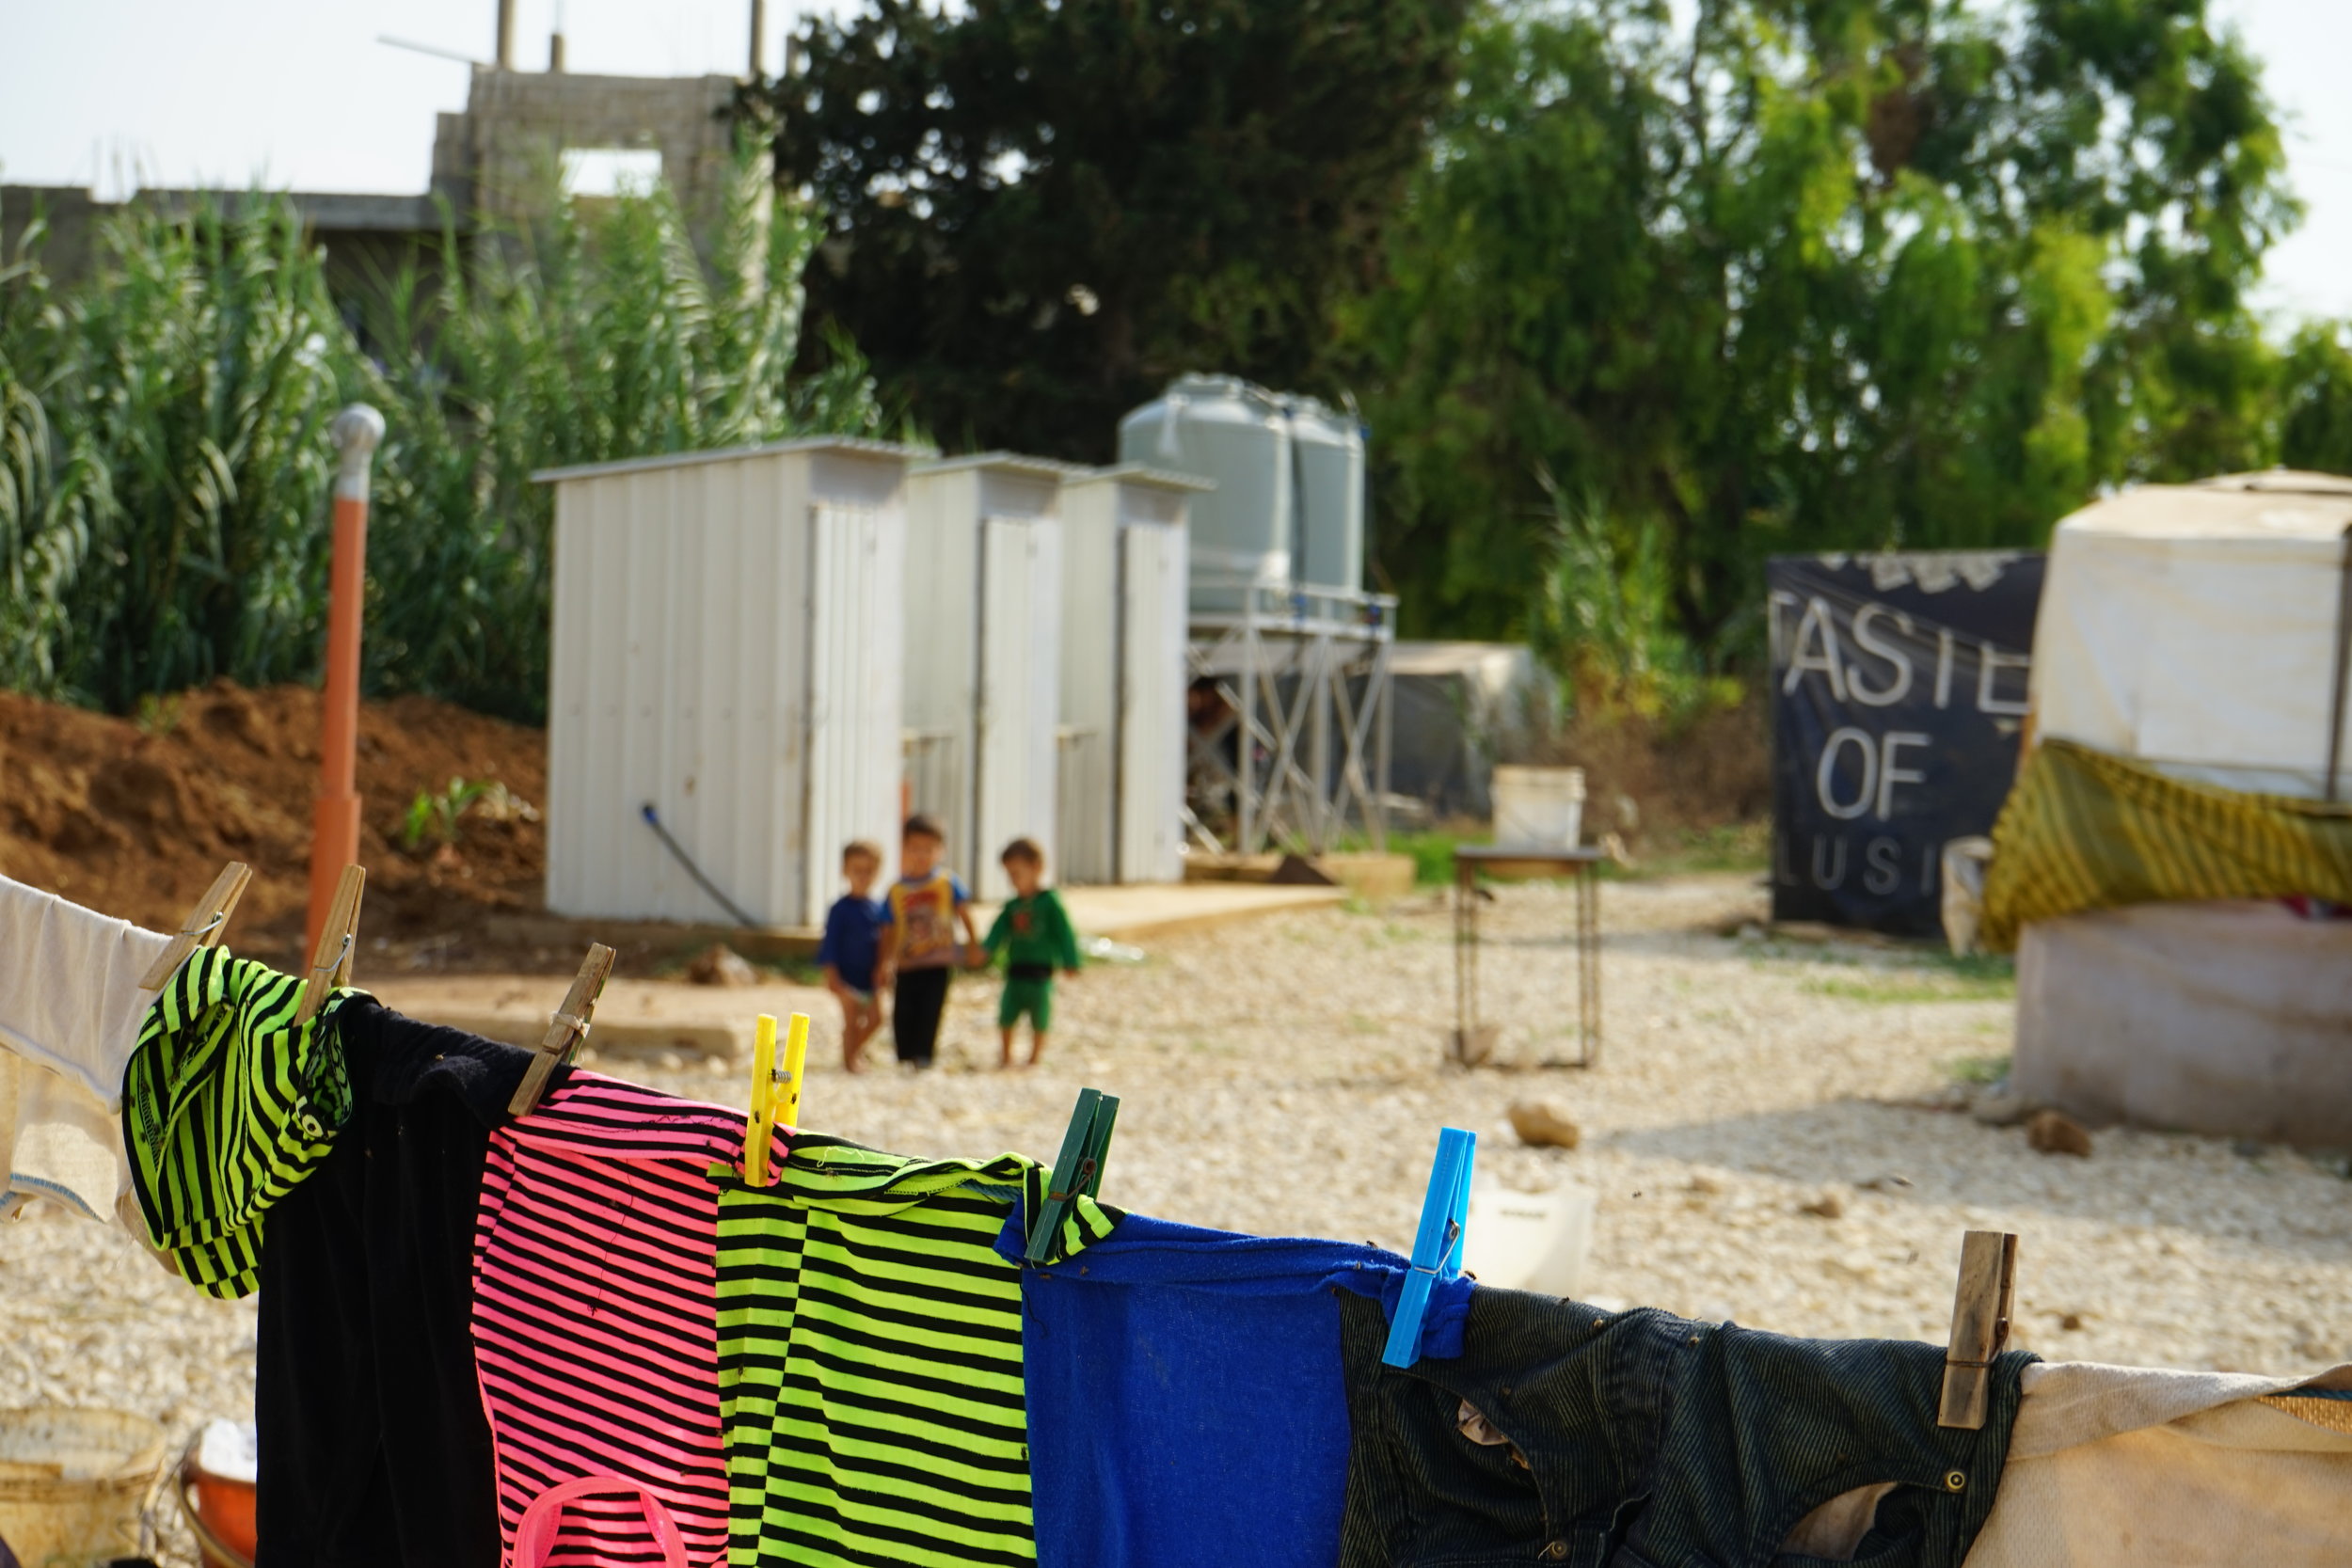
[{"left": 0, "top": 680, "right": 547, "bottom": 952}]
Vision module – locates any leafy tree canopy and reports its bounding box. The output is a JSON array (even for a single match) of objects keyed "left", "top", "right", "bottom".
[
  {"left": 1348, "top": 0, "right": 2297, "bottom": 643},
  {"left": 764, "top": 0, "right": 1473, "bottom": 459}
]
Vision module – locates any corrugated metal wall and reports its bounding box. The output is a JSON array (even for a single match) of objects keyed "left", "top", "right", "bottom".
[
  {"left": 1120, "top": 519, "right": 1189, "bottom": 882},
  {"left": 545, "top": 444, "right": 911, "bottom": 927},
  {"left": 1057, "top": 484, "right": 1119, "bottom": 884},
  {"left": 900, "top": 468, "right": 978, "bottom": 862},
  {"left": 976, "top": 515, "right": 1065, "bottom": 900},
  {"left": 803, "top": 500, "right": 906, "bottom": 922}
]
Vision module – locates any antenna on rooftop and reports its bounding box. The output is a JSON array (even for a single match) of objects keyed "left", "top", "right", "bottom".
[{"left": 380, "top": 35, "right": 486, "bottom": 67}]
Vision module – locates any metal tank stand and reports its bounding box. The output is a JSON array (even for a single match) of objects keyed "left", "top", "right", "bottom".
[{"left": 1185, "top": 577, "right": 1398, "bottom": 856}]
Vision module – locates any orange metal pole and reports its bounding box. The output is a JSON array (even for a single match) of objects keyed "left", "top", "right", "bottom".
[{"left": 306, "top": 405, "right": 384, "bottom": 958}]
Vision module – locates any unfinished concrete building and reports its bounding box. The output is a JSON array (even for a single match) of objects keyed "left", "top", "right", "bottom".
[{"left": 2, "top": 0, "right": 768, "bottom": 293}]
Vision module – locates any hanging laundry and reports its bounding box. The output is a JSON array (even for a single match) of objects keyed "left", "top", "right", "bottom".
[
  {"left": 994, "top": 1207, "right": 1464, "bottom": 1568},
  {"left": 1963, "top": 1359, "right": 2352, "bottom": 1565},
  {"left": 257, "top": 998, "right": 569, "bottom": 1568},
  {"left": 1331, "top": 1289, "right": 2036, "bottom": 1568},
  {"left": 712, "top": 1138, "right": 1118, "bottom": 1568},
  {"left": 0, "top": 873, "right": 170, "bottom": 1223},
  {"left": 121, "top": 947, "right": 358, "bottom": 1295},
  {"left": 473, "top": 1071, "right": 772, "bottom": 1568}
]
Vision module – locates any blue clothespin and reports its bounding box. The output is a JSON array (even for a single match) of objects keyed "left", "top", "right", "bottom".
[{"left": 1383, "top": 1127, "right": 1476, "bottom": 1368}]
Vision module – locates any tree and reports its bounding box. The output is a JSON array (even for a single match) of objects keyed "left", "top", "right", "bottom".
[
  {"left": 2279, "top": 323, "right": 2352, "bottom": 475},
  {"left": 1349, "top": 0, "right": 2296, "bottom": 647},
  {"left": 764, "top": 0, "right": 1472, "bottom": 459}
]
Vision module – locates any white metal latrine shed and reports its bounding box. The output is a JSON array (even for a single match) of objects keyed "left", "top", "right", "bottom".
[
  {"left": 903, "top": 454, "right": 1069, "bottom": 899},
  {"left": 1058, "top": 465, "right": 1205, "bottom": 884},
  {"left": 537, "top": 438, "right": 926, "bottom": 928}
]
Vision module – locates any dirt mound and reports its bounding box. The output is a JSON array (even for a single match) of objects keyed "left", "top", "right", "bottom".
[{"left": 0, "top": 680, "right": 548, "bottom": 955}]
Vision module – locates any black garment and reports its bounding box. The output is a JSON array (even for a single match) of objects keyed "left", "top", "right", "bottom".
[
  {"left": 1336, "top": 1288, "right": 2035, "bottom": 1568},
  {"left": 892, "top": 965, "right": 951, "bottom": 1067},
  {"left": 255, "top": 998, "right": 571, "bottom": 1568}
]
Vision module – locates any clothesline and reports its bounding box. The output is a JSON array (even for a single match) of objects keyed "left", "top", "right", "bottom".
[{"left": 3, "top": 868, "right": 2348, "bottom": 1567}]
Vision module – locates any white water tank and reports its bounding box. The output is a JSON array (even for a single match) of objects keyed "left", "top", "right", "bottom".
[{"left": 1118, "top": 373, "right": 1365, "bottom": 603}]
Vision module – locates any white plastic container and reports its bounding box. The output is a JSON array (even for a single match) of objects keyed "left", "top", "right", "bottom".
[
  {"left": 1491, "top": 765, "right": 1586, "bottom": 849},
  {"left": 1463, "top": 1184, "right": 1597, "bottom": 1297}
]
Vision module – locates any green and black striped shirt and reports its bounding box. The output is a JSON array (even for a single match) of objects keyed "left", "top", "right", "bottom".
[
  {"left": 121, "top": 947, "right": 358, "bottom": 1298},
  {"left": 714, "top": 1134, "right": 1117, "bottom": 1568}
]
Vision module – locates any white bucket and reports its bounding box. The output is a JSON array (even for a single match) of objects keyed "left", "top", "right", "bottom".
[
  {"left": 1463, "top": 1183, "right": 1597, "bottom": 1298},
  {"left": 1491, "top": 766, "right": 1586, "bottom": 849}
]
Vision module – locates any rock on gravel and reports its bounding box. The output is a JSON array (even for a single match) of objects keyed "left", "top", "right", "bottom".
[
  {"left": 1509, "top": 1099, "right": 1582, "bottom": 1148},
  {"left": 2027, "top": 1109, "right": 2095, "bottom": 1157}
]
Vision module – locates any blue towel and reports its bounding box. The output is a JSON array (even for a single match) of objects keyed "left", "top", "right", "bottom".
[{"left": 994, "top": 1205, "right": 1470, "bottom": 1568}]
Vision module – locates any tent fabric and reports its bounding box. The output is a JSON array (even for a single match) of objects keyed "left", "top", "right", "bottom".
[
  {"left": 2026, "top": 470, "right": 2352, "bottom": 799},
  {"left": 2011, "top": 900, "right": 2352, "bottom": 1147},
  {"left": 1979, "top": 739, "right": 2352, "bottom": 949},
  {"left": 1964, "top": 1359, "right": 2352, "bottom": 1567}
]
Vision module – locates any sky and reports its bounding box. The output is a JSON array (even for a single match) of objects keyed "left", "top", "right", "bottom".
[{"left": 0, "top": 0, "right": 2347, "bottom": 321}]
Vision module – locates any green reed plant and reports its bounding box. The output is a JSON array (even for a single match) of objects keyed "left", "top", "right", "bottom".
[
  {"left": 1, "top": 197, "right": 352, "bottom": 707},
  {"left": 0, "top": 152, "right": 890, "bottom": 721}
]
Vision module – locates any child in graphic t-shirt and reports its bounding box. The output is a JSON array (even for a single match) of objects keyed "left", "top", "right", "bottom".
[
  {"left": 984, "top": 838, "right": 1080, "bottom": 1069},
  {"left": 874, "top": 814, "right": 982, "bottom": 1069},
  {"left": 817, "top": 840, "right": 886, "bottom": 1073}
]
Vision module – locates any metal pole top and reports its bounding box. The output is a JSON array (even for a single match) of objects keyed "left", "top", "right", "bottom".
[{"left": 330, "top": 404, "right": 386, "bottom": 499}]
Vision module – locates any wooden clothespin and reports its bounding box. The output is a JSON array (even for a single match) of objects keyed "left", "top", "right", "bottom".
[
  {"left": 507, "top": 942, "right": 616, "bottom": 1117},
  {"left": 1383, "top": 1127, "right": 1477, "bottom": 1369},
  {"left": 140, "top": 863, "right": 254, "bottom": 989},
  {"left": 1026, "top": 1087, "right": 1120, "bottom": 1262},
  {"left": 743, "top": 1012, "right": 810, "bottom": 1187},
  {"left": 294, "top": 865, "right": 367, "bottom": 1025},
  {"left": 1938, "top": 1229, "right": 2019, "bottom": 1430}
]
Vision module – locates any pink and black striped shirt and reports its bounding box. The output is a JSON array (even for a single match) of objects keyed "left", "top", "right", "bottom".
[{"left": 472, "top": 1072, "right": 778, "bottom": 1568}]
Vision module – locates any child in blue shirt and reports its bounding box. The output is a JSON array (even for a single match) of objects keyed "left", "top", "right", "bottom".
[{"left": 817, "top": 840, "right": 886, "bottom": 1072}]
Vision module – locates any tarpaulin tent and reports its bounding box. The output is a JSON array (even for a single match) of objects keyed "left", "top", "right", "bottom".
[
  {"left": 2027, "top": 469, "right": 2352, "bottom": 799},
  {"left": 1993, "top": 471, "right": 2352, "bottom": 1147}
]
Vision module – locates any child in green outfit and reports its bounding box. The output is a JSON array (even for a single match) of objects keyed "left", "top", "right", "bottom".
[{"left": 984, "top": 837, "right": 1080, "bottom": 1069}]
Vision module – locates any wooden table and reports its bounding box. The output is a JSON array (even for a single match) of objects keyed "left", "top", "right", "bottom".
[{"left": 1452, "top": 844, "right": 1606, "bottom": 1069}]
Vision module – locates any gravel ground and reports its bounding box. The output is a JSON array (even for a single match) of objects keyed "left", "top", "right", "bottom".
[{"left": 7, "top": 872, "right": 2349, "bottom": 1558}]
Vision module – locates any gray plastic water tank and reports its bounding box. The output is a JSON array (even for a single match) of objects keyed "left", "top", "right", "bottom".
[
  {"left": 1286, "top": 395, "right": 1365, "bottom": 595},
  {"left": 1119, "top": 373, "right": 1364, "bottom": 602}
]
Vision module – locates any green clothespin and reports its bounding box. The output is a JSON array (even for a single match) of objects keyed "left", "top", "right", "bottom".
[{"left": 1027, "top": 1087, "right": 1120, "bottom": 1262}]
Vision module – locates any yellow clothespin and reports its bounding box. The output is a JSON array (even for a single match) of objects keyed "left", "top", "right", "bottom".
[
  {"left": 777, "top": 1011, "right": 810, "bottom": 1131},
  {"left": 746, "top": 1014, "right": 780, "bottom": 1185},
  {"left": 744, "top": 1011, "right": 812, "bottom": 1186}
]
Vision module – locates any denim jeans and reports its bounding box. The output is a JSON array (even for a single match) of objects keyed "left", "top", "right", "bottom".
[{"left": 1335, "top": 1287, "right": 2035, "bottom": 1568}]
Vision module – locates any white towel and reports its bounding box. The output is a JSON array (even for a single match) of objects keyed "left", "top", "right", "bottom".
[{"left": 0, "top": 874, "right": 174, "bottom": 1222}]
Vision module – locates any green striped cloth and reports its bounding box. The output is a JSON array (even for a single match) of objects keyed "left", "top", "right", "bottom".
[
  {"left": 713, "top": 1134, "right": 1118, "bottom": 1568},
  {"left": 121, "top": 947, "right": 360, "bottom": 1298},
  {"left": 1981, "top": 738, "right": 2352, "bottom": 950}
]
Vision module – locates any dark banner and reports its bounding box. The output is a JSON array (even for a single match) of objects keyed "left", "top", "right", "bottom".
[{"left": 1768, "top": 551, "right": 2045, "bottom": 935}]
